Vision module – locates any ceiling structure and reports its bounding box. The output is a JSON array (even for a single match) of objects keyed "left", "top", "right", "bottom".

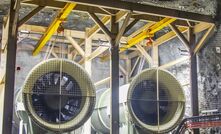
[{"left": 0, "top": 0, "right": 220, "bottom": 134}]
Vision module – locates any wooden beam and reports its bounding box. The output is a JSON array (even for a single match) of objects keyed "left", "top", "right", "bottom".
[
  {"left": 194, "top": 24, "right": 215, "bottom": 54},
  {"left": 19, "top": 24, "right": 128, "bottom": 43},
  {"left": 152, "top": 45, "right": 159, "bottom": 67},
  {"left": 83, "top": 28, "right": 92, "bottom": 134},
  {"left": 87, "top": 16, "right": 110, "bottom": 38},
  {"left": 124, "top": 19, "right": 139, "bottom": 34},
  {"left": 66, "top": 36, "right": 85, "bottom": 56},
  {"left": 153, "top": 22, "right": 212, "bottom": 47},
  {"left": 115, "top": 10, "right": 128, "bottom": 22},
  {"left": 88, "top": 12, "right": 112, "bottom": 38},
  {"left": 17, "top": 44, "right": 68, "bottom": 54},
  {"left": 169, "top": 23, "right": 190, "bottom": 50},
  {"left": 18, "top": 6, "right": 44, "bottom": 27},
  {"left": 136, "top": 44, "right": 153, "bottom": 65},
  {"left": 128, "top": 50, "right": 141, "bottom": 59},
  {"left": 1, "top": 16, "right": 9, "bottom": 51},
  {"left": 87, "top": 46, "right": 109, "bottom": 61},
  {"left": 95, "top": 77, "right": 111, "bottom": 87},
  {"left": 115, "top": 12, "right": 131, "bottom": 45},
  {"left": 126, "top": 57, "right": 131, "bottom": 83},
  {"left": 119, "top": 64, "right": 128, "bottom": 76},
  {"left": 159, "top": 56, "right": 189, "bottom": 69},
  {"left": 129, "top": 56, "right": 140, "bottom": 77}
]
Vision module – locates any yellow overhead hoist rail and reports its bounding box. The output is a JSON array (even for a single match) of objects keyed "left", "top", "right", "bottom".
[
  {"left": 33, "top": 3, "right": 76, "bottom": 56},
  {"left": 120, "top": 17, "right": 177, "bottom": 52}
]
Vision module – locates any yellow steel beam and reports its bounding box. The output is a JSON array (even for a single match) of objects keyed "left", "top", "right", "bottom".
[
  {"left": 120, "top": 18, "right": 176, "bottom": 52},
  {"left": 32, "top": 3, "right": 76, "bottom": 56}
]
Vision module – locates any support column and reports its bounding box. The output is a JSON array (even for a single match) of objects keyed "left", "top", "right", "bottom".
[
  {"left": 126, "top": 56, "right": 131, "bottom": 83},
  {"left": 189, "top": 27, "right": 199, "bottom": 134},
  {"left": 2, "top": 0, "right": 20, "bottom": 134},
  {"left": 152, "top": 45, "right": 159, "bottom": 67},
  {"left": 84, "top": 28, "right": 92, "bottom": 134},
  {"left": 110, "top": 15, "right": 119, "bottom": 134}
]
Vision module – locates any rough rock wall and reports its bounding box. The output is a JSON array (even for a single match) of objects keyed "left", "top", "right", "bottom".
[
  {"left": 199, "top": 25, "right": 221, "bottom": 113},
  {"left": 124, "top": 0, "right": 217, "bottom": 16}
]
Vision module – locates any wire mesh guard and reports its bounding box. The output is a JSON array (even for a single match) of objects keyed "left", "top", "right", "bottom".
[
  {"left": 22, "top": 59, "right": 96, "bottom": 132},
  {"left": 127, "top": 68, "right": 186, "bottom": 133}
]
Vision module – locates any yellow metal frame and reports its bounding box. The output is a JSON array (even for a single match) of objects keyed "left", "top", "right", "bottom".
[
  {"left": 120, "top": 18, "right": 176, "bottom": 52},
  {"left": 33, "top": 3, "right": 77, "bottom": 56}
]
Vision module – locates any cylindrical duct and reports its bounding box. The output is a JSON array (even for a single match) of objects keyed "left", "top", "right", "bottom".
[
  {"left": 21, "top": 59, "right": 96, "bottom": 132},
  {"left": 91, "top": 85, "right": 129, "bottom": 134},
  {"left": 92, "top": 68, "right": 185, "bottom": 134},
  {"left": 127, "top": 68, "right": 185, "bottom": 133}
]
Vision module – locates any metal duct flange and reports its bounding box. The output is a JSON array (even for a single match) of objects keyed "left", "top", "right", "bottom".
[
  {"left": 22, "top": 59, "right": 96, "bottom": 132},
  {"left": 127, "top": 68, "right": 185, "bottom": 133}
]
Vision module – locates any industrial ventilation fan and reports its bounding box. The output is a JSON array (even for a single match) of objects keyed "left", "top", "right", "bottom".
[
  {"left": 91, "top": 68, "right": 185, "bottom": 134},
  {"left": 15, "top": 59, "right": 96, "bottom": 133}
]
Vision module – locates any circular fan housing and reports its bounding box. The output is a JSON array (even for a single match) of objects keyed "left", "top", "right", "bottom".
[
  {"left": 22, "top": 59, "right": 95, "bottom": 132},
  {"left": 127, "top": 68, "right": 185, "bottom": 133}
]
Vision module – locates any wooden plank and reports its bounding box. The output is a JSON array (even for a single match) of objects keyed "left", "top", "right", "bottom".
[
  {"left": 1, "top": 16, "right": 9, "bottom": 51},
  {"left": 95, "top": 77, "right": 111, "bottom": 87},
  {"left": 87, "top": 16, "right": 110, "bottom": 38},
  {"left": 136, "top": 44, "right": 153, "bottom": 65},
  {"left": 83, "top": 28, "right": 92, "bottom": 134},
  {"left": 19, "top": 24, "right": 128, "bottom": 43},
  {"left": 115, "top": 12, "right": 131, "bottom": 45},
  {"left": 119, "top": 64, "right": 128, "bottom": 76},
  {"left": 169, "top": 24, "right": 190, "bottom": 50},
  {"left": 66, "top": 36, "right": 85, "bottom": 56},
  {"left": 159, "top": 56, "right": 189, "bottom": 69},
  {"left": 152, "top": 45, "right": 159, "bottom": 67},
  {"left": 194, "top": 24, "right": 215, "bottom": 54}
]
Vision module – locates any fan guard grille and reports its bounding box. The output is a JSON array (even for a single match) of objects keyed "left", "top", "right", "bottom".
[
  {"left": 22, "top": 59, "right": 95, "bottom": 132},
  {"left": 127, "top": 68, "right": 185, "bottom": 133}
]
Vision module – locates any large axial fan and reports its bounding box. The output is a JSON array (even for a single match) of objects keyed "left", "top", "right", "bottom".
[
  {"left": 22, "top": 59, "right": 95, "bottom": 132},
  {"left": 127, "top": 69, "right": 186, "bottom": 133},
  {"left": 91, "top": 69, "right": 185, "bottom": 134}
]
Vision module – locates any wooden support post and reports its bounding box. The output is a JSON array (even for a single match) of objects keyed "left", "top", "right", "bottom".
[
  {"left": 83, "top": 28, "right": 92, "bottom": 133},
  {"left": 66, "top": 36, "right": 85, "bottom": 57},
  {"left": 126, "top": 57, "right": 131, "bottom": 83},
  {"left": 189, "top": 27, "right": 199, "bottom": 134},
  {"left": 110, "top": 15, "right": 119, "bottom": 134},
  {"left": 152, "top": 45, "right": 159, "bottom": 67},
  {"left": 2, "top": 16, "right": 9, "bottom": 52},
  {"left": 136, "top": 43, "right": 153, "bottom": 65},
  {"left": 2, "top": 0, "right": 20, "bottom": 134}
]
